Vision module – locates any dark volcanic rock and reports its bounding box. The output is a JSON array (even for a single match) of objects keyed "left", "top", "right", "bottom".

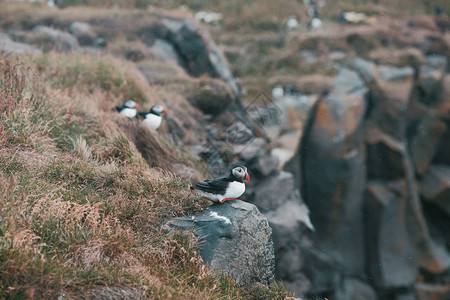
[
  {"left": 421, "top": 165, "right": 450, "bottom": 216},
  {"left": 365, "top": 123, "right": 406, "bottom": 180},
  {"left": 433, "top": 120, "right": 450, "bottom": 165},
  {"left": 409, "top": 116, "right": 446, "bottom": 175},
  {"left": 299, "top": 68, "right": 368, "bottom": 282},
  {"left": 164, "top": 200, "right": 275, "bottom": 287},
  {"left": 365, "top": 181, "right": 418, "bottom": 290},
  {"left": 159, "top": 18, "right": 240, "bottom": 98},
  {"left": 335, "top": 278, "right": 377, "bottom": 300},
  {"left": 249, "top": 171, "right": 297, "bottom": 213},
  {"left": 416, "top": 283, "right": 450, "bottom": 300}
]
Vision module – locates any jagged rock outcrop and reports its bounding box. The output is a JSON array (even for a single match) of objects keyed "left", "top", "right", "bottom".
[
  {"left": 0, "top": 32, "right": 40, "bottom": 56},
  {"left": 29, "top": 25, "right": 79, "bottom": 52},
  {"left": 287, "top": 52, "right": 450, "bottom": 299},
  {"left": 138, "top": 17, "right": 241, "bottom": 100},
  {"left": 164, "top": 200, "right": 275, "bottom": 287}
]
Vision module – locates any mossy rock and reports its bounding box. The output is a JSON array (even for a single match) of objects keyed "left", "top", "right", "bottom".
[{"left": 188, "top": 82, "right": 234, "bottom": 116}]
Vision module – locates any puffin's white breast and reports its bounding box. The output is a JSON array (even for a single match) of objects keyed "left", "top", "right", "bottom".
[
  {"left": 223, "top": 181, "right": 245, "bottom": 200},
  {"left": 120, "top": 108, "right": 137, "bottom": 118},
  {"left": 143, "top": 114, "right": 162, "bottom": 130}
]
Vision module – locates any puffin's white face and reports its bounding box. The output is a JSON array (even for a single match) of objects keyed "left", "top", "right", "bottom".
[
  {"left": 150, "top": 105, "right": 167, "bottom": 116},
  {"left": 232, "top": 166, "right": 250, "bottom": 183},
  {"left": 124, "top": 100, "right": 138, "bottom": 109}
]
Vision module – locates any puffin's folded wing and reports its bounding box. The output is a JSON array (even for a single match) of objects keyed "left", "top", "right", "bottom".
[
  {"left": 194, "top": 178, "right": 228, "bottom": 194},
  {"left": 137, "top": 112, "right": 147, "bottom": 118}
]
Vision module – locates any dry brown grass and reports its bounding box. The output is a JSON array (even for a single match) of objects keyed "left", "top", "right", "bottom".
[{"left": 0, "top": 54, "right": 290, "bottom": 299}]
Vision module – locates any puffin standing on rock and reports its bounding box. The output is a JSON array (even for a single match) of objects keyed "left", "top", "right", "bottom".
[
  {"left": 116, "top": 100, "right": 140, "bottom": 118},
  {"left": 138, "top": 104, "right": 168, "bottom": 130},
  {"left": 191, "top": 165, "right": 250, "bottom": 204}
]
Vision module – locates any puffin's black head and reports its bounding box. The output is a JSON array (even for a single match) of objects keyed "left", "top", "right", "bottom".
[
  {"left": 231, "top": 165, "right": 250, "bottom": 183},
  {"left": 124, "top": 99, "right": 139, "bottom": 110},
  {"left": 150, "top": 104, "right": 168, "bottom": 116}
]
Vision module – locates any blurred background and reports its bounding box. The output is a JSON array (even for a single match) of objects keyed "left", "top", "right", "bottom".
[{"left": 1, "top": 0, "right": 450, "bottom": 299}]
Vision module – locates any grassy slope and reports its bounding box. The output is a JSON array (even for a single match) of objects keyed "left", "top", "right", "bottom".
[{"left": 0, "top": 54, "right": 290, "bottom": 299}]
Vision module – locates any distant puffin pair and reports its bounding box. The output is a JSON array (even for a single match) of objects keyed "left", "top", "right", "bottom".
[
  {"left": 191, "top": 165, "right": 250, "bottom": 204},
  {"left": 115, "top": 100, "right": 167, "bottom": 130}
]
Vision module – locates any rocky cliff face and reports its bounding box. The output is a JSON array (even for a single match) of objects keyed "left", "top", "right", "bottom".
[
  {"left": 286, "top": 22, "right": 450, "bottom": 298},
  {"left": 164, "top": 200, "right": 275, "bottom": 287}
]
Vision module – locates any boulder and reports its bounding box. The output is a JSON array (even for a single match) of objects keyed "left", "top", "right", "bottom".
[
  {"left": 421, "top": 165, "right": 450, "bottom": 216},
  {"left": 250, "top": 154, "right": 279, "bottom": 178},
  {"left": 364, "top": 181, "right": 418, "bottom": 290},
  {"left": 416, "top": 283, "right": 450, "bottom": 300},
  {"left": 368, "top": 65, "right": 414, "bottom": 139},
  {"left": 298, "top": 68, "right": 368, "bottom": 282},
  {"left": 432, "top": 120, "right": 450, "bottom": 165},
  {"left": 0, "top": 33, "right": 39, "bottom": 56},
  {"left": 365, "top": 123, "right": 406, "bottom": 180},
  {"left": 409, "top": 116, "right": 446, "bottom": 175},
  {"left": 335, "top": 278, "right": 377, "bottom": 300},
  {"left": 417, "top": 55, "right": 447, "bottom": 106},
  {"left": 69, "top": 21, "right": 96, "bottom": 46},
  {"left": 30, "top": 25, "right": 78, "bottom": 52},
  {"left": 164, "top": 200, "right": 275, "bottom": 287},
  {"left": 159, "top": 18, "right": 240, "bottom": 98},
  {"left": 149, "top": 39, "right": 178, "bottom": 62},
  {"left": 249, "top": 171, "right": 297, "bottom": 213},
  {"left": 187, "top": 82, "right": 234, "bottom": 116},
  {"left": 435, "top": 75, "right": 450, "bottom": 119}
]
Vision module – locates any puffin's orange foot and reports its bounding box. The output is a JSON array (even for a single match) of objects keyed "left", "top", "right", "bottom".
[{"left": 219, "top": 198, "right": 236, "bottom": 204}]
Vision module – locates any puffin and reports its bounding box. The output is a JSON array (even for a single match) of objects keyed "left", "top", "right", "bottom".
[
  {"left": 116, "top": 100, "right": 140, "bottom": 118},
  {"left": 191, "top": 165, "right": 250, "bottom": 204},
  {"left": 138, "top": 104, "right": 168, "bottom": 130}
]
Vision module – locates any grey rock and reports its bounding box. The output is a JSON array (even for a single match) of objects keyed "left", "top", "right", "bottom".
[
  {"left": 421, "top": 165, "right": 450, "bottom": 216},
  {"left": 233, "top": 138, "right": 266, "bottom": 162},
  {"left": 335, "top": 278, "right": 377, "bottom": 300},
  {"left": 409, "top": 116, "right": 446, "bottom": 175},
  {"left": 379, "top": 65, "right": 414, "bottom": 81},
  {"left": 159, "top": 18, "right": 240, "bottom": 98},
  {"left": 416, "top": 55, "right": 447, "bottom": 106},
  {"left": 221, "top": 119, "right": 254, "bottom": 145},
  {"left": 149, "top": 39, "right": 178, "bottom": 62},
  {"left": 164, "top": 200, "right": 275, "bottom": 287},
  {"left": 31, "top": 25, "right": 78, "bottom": 52},
  {"left": 187, "top": 82, "right": 234, "bottom": 116},
  {"left": 365, "top": 181, "right": 418, "bottom": 289},
  {"left": 0, "top": 34, "right": 39, "bottom": 56},
  {"left": 251, "top": 154, "right": 279, "bottom": 177},
  {"left": 249, "top": 171, "right": 297, "bottom": 213},
  {"left": 432, "top": 120, "right": 450, "bottom": 165},
  {"left": 69, "top": 21, "right": 96, "bottom": 46},
  {"left": 266, "top": 199, "right": 314, "bottom": 251},
  {"left": 298, "top": 68, "right": 368, "bottom": 282},
  {"left": 352, "top": 57, "right": 376, "bottom": 83},
  {"left": 416, "top": 283, "right": 450, "bottom": 300},
  {"left": 365, "top": 124, "right": 406, "bottom": 180}
]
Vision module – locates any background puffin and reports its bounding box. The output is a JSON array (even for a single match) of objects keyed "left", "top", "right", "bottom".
[
  {"left": 116, "top": 100, "right": 140, "bottom": 118},
  {"left": 138, "top": 104, "right": 168, "bottom": 130},
  {"left": 191, "top": 165, "right": 250, "bottom": 204}
]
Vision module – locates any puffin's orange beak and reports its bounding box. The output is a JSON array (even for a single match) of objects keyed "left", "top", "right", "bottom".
[
  {"left": 135, "top": 103, "right": 140, "bottom": 111},
  {"left": 243, "top": 172, "right": 250, "bottom": 183},
  {"left": 163, "top": 108, "right": 168, "bottom": 115}
]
